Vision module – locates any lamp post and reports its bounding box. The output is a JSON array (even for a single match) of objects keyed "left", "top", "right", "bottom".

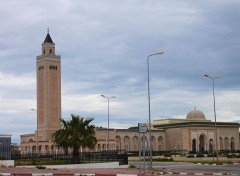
[
  {"left": 31, "top": 108, "right": 38, "bottom": 153},
  {"left": 101, "top": 95, "right": 116, "bottom": 151},
  {"left": 204, "top": 74, "right": 221, "bottom": 162},
  {"left": 147, "top": 51, "right": 164, "bottom": 168}
]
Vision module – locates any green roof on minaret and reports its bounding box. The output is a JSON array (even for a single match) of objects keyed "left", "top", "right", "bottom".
[{"left": 44, "top": 29, "right": 54, "bottom": 43}]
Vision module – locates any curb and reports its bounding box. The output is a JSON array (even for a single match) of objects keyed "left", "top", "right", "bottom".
[
  {"left": 0, "top": 173, "right": 236, "bottom": 176},
  {"left": 161, "top": 171, "right": 232, "bottom": 175}
]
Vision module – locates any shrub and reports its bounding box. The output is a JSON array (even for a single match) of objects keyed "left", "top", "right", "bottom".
[
  {"left": 129, "top": 164, "right": 136, "bottom": 168},
  {"left": 36, "top": 165, "right": 46, "bottom": 169},
  {"left": 186, "top": 154, "right": 195, "bottom": 158},
  {"left": 196, "top": 154, "right": 205, "bottom": 158},
  {"left": 153, "top": 157, "right": 173, "bottom": 162},
  {"left": 163, "top": 153, "right": 171, "bottom": 157}
]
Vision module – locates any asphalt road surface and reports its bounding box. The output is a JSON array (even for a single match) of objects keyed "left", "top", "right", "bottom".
[{"left": 130, "top": 161, "right": 240, "bottom": 175}]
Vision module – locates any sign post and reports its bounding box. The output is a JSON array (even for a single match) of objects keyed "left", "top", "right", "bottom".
[{"left": 138, "top": 123, "right": 148, "bottom": 175}]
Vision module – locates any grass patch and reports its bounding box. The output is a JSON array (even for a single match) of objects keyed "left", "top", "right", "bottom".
[{"left": 153, "top": 157, "right": 174, "bottom": 162}]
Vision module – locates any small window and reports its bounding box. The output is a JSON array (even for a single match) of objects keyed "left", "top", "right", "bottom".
[{"left": 39, "top": 66, "right": 44, "bottom": 70}]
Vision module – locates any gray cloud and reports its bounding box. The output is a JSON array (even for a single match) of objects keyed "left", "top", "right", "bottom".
[{"left": 0, "top": 0, "right": 239, "bottom": 143}]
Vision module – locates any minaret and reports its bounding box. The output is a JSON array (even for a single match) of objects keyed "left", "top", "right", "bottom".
[{"left": 36, "top": 30, "right": 61, "bottom": 142}]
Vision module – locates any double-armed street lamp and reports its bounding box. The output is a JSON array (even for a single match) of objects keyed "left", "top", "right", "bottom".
[
  {"left": 101, "top": 95, "right": 116, "bottom": 151},
  {"left": 147, "top": 51, "right": 164, "bottom": 168},
  {"left": 204, "top": 74, "right": 221, "bottom": 162}
]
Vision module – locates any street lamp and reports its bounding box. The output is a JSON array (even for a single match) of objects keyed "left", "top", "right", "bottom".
[
  {"left": 31, "top": 109, "right": 38, "bottom": 153},
  {"left": 147, "top": 51, "right": 164, "bottom": 168},
  {"left": 204, "top": 74, "right": 221, "bottom": 162},
  {"left": 101, "top": 95, "right": 116, "bottom": 151}
]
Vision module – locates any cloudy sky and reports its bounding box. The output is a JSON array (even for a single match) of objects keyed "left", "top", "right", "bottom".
[{"left": 0, "top": 0, "right": 240, "bottom": 143}]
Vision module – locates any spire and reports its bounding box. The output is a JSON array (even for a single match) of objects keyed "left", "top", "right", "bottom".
[{"left": 43, "top": 28, "right": 53, "bottom": 43}]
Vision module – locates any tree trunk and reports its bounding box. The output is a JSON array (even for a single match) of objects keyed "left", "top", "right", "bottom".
[{"left": 72, "top": 146, "right": 80, "bottom": 164}]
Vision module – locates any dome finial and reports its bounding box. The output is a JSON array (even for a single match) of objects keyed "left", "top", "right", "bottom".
[
  {"left": 194, "top": 106, "right": 196, "bottom": 110},
  {"left": 47, "top": 28, "right": 50, "bottom": 34}
]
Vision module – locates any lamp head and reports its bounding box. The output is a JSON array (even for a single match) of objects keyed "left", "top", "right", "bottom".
[
  {"left": 148, "top": 51, "right": 164, "bottom": 57},
  {"left": 156, "top": 51, "right": 164, "bottom": 55}
]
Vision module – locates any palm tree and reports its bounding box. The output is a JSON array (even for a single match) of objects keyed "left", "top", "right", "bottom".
[{"left": 53, "top": 114, "right": 97, "bottom": 164}]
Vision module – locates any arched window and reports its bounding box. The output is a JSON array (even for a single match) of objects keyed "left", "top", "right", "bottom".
[
  {"left": 224, "top": 137, "right": 229, "bottom": 150},
  {"left": 220, "top": 137, "right": 223, "bottom": 150},
  {"left": 199, "top": 135, "right": 205, "bottom": 153},
  {"left": 230, "top": 137, "right": 235, "bottom": 151},
  {"left": 115, "top": 136, "right": 121, "bottom": 151},
  {"left": 124, "top": 136, "right": 130, "bottom": 151},
  {"left": 133, "top": 136, "right": 138, "bottom": 151},
  {"left": 97, "top": 144, "right": 101, "bottom": 151},
  {"left": 209, "top": 139, "right": 214, "bottom": 153},
  {"left": 151, "top": 136, "right": 156, "bottom": 151},
  {"left": 158, "top": 136, "right": 164, "bottom": 151}
]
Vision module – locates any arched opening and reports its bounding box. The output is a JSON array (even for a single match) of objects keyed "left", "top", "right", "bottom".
[
  {"left": 224, "top": 137, "right": 229, "bottom": 150},
  {"left": 158, "top": 136, "right": 164, "bottom": 151},
  {"left": 199, "top": 135, "right": 205, "bottom": 153},
  {"left": 209, "top": 139, "right": 214, "bottom": 153},
  {"left": 133, "top": 136, "right": 138, "bottom": 151},
  {"left": 192, "top": 139, "right": 196, "bottom": 153},
  {"left": 38, "top": 145, "right": 42, "bottom": 153},
  {"left": 230, "top": 137, "right": 235, "bottom": 151},
  {"left": 220, "top": 137, "right": 223, "bottom": 150},
  {"left": 124, "top": 136, "right": 130, "bottom": 151},
  {"left": 102, "top": 144, "right": 106, "bottom": 151},
  {"left": 115, "top": 136, "right": 121, "bottom": 151},
  {"left": 151, "top": 136, "right": 156, "bottom": 151}
]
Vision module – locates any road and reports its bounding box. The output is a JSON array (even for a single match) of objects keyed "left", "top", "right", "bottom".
[{"left": 130, "top": 161, "right": 240, "bottom": 175}]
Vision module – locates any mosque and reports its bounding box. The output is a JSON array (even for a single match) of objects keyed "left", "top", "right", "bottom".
[{"left": 20, "top": 32, "right": 240, "bottom": 154}]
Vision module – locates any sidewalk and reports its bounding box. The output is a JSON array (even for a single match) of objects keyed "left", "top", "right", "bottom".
[{"left": 0, "top": 167, "right": 236, "bottom": 175}]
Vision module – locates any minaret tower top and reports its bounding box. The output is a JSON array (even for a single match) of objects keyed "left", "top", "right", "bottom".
[{"left": 41, "top": 29, "right": 56, "bottom": 56}]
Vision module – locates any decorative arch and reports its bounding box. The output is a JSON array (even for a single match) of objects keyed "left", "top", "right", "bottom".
[
  {"left": 102, "top": 144, "right": 106, "bottom": 151},
  {"left": 209, "top": 139, "right": 214, "bottom": 153},
  {"left": 192, "top": 139, "right": 196, "bottom": 153},
  {"left": 158, "top": 136, "right": 164, "bottom": 151},
  {"left": 97, "top": 144, "right": 101, "bottom": 151},
  {"left": 220, "top": 137, "right": 223, "bottom": 150},
  {"left": 45, "top": 145, "right": 49, "bottom": 152},
  {"left": 28, "top": 139, "right": 34, "bottom": 142},
  {"left": 224, "top": 137, "right": 229, "bottom": 150},
  {"left": 151, "top": 136, "right": 156, "bottom": 151},
  {"left": 199, "top": 134, "right": 206, "bottom": 153},
  {"left": 124, "top": 136, "right": 130, "bottom": 151},
  {"left": 230, "top": 137, "right": 235, "bottom": 151},
  {"left": 115, "top": 136, "right": 121, "bottom": 151},
  {"left": 133, "top": 136, "right": 138, "bottom": 151},
  {"left": 32, "top": 146, "right": 36, "bottom": 153}
]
